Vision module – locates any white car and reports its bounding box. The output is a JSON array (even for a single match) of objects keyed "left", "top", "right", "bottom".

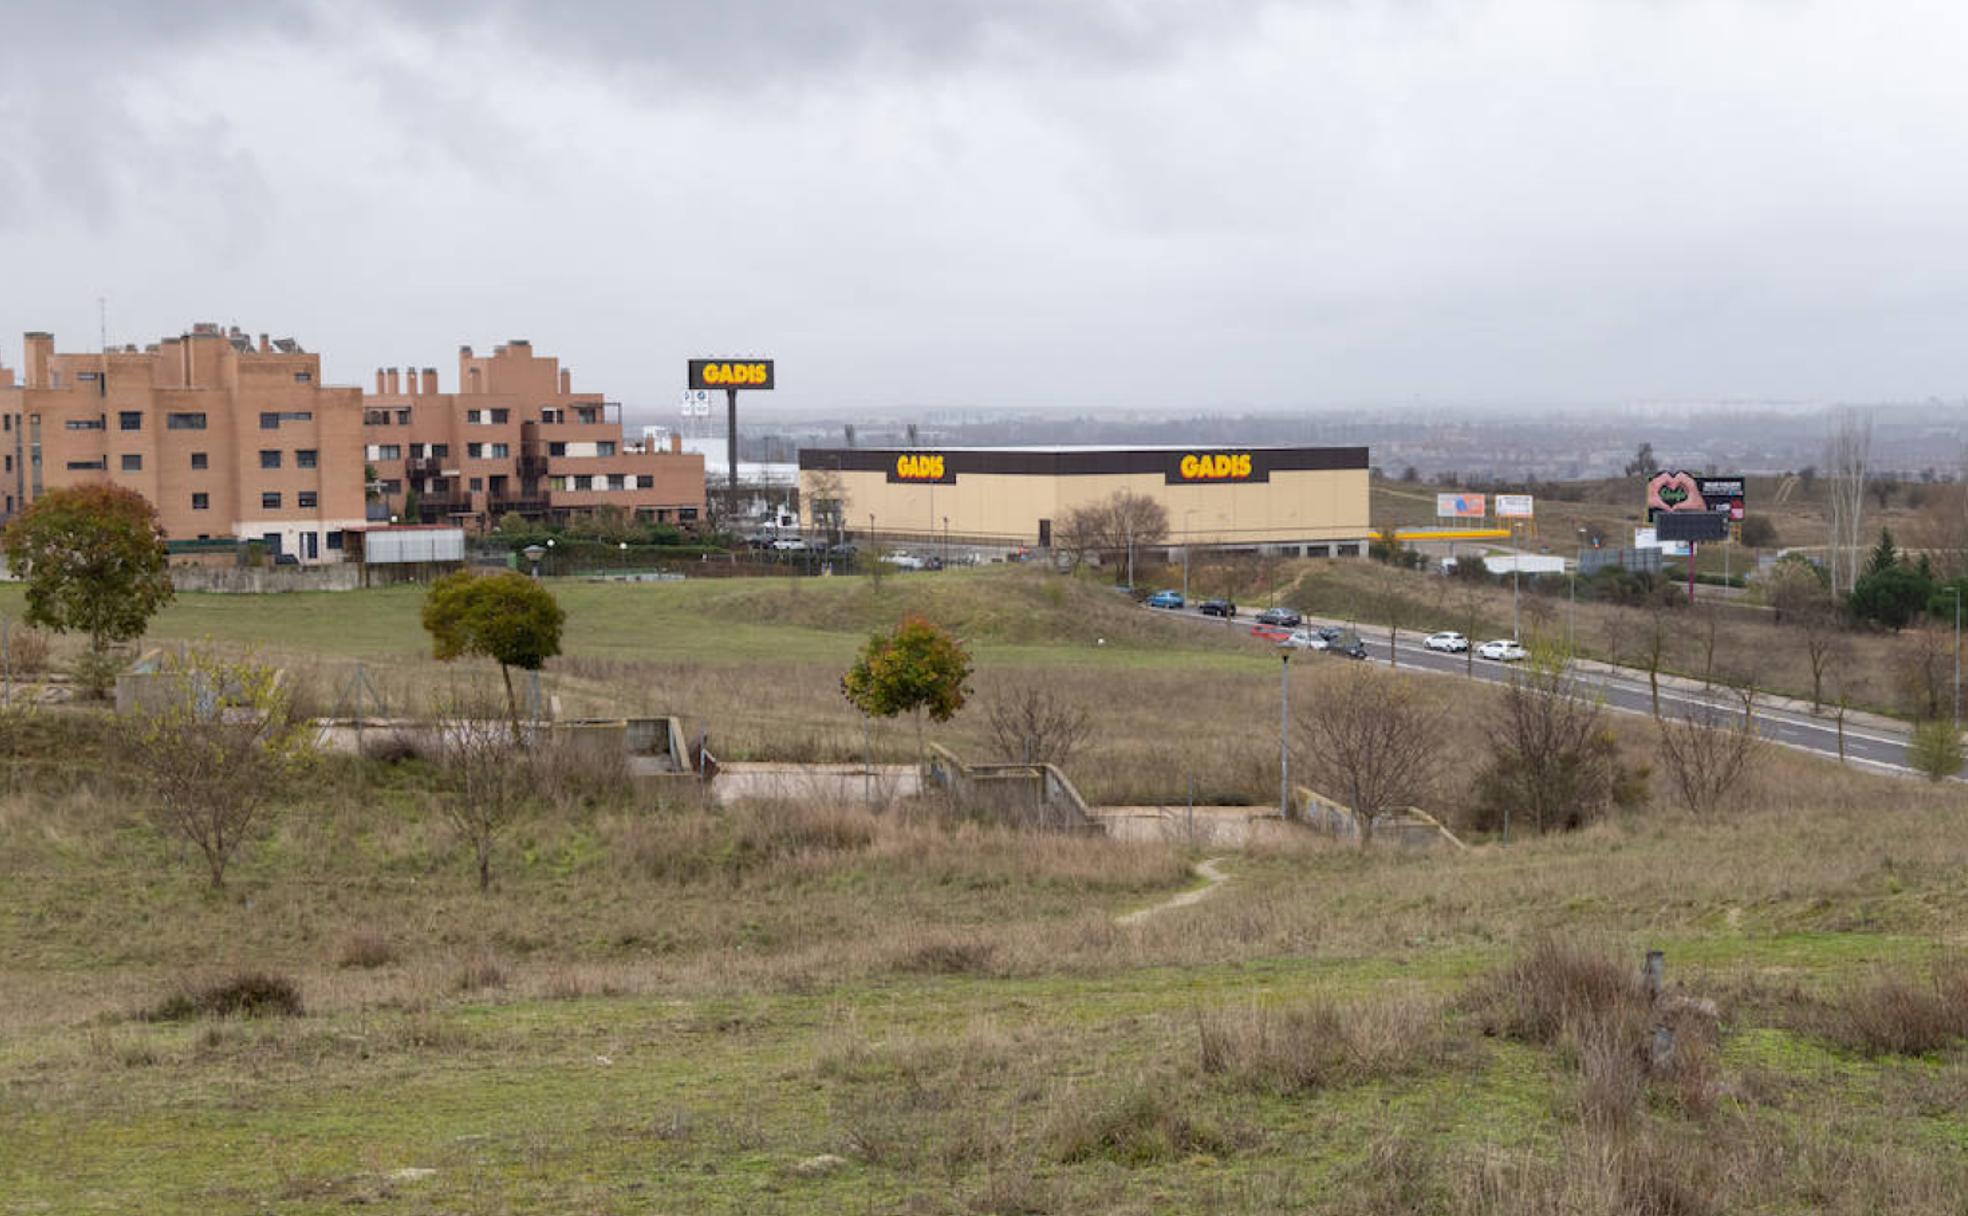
[
  {"left": 1476, "top": 639, "right": 1527, "bottom": 662},
  {"left": 1423, "top": 631, "right": 1469, "bottom": 653},
  {"left": 1280, "top": 627, "right": 1330, "bottom": 651},
  {"left": 884, "top": 550, "right": 925, "bottom": 570},
  {"left": 771, "top": 537, "right": 808, "bottom": 552}
]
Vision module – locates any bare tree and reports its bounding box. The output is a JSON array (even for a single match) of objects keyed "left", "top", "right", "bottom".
[
  {"left": 1655, "top": 686, "right": 1762, "bottom": 817},
  {"left": 1296, "top": 666, "right": 1443, "bottom": 846},
  {"left": 433, "top": 709, "right": 541, "bottom": 892},
  {"left": 1371, "top": 559, "right": 1409, "bottom": 667},
  {"left": 806, "top": 468, "right": 847, "bottom": 548},
  {"left": 1052, "top": 503, "right": 1103, "bottom": 572},
  {"left": 1895, "top": 626, "right": 1952, "bottom": 722},
  {"left": 984, "top": 682, "right": 1094, "bottom": 768},
  {"left": 1825, "top": 408, "right": 1873, "bottom": 596},
  {"left": 1695, "top": 599, "right": 1722, "bottom": 689},
  {"left": 1474, "top": 651, "right": 1627, "bottom": 838},
  {"left": 122, "top": 651, "right": 310, "bottom": 888},
  {"left": 1640, "top": 596, "right": 1673, "bottom": 718},
  {"left": 1099, "top": 490, "right": 1170, "bottom": 584},
  {"left": 1799, "top": 605, "right": 1847, "bottom": 714}
]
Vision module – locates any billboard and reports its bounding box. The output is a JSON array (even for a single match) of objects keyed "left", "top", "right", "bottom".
[
  {"left": 1634, "top": 526, "right": 1691, "bottom": 558},
  {"left": 688, "top": 359, "right": 775, "bottom": 391},
  {"left": 1495, "top": 493, "right": 1535, "bottom": 518},
  {"left": 1436, "top": 492, "right": 1486, "bottom": 519},
  {"left": 1646, "top": 471, "right": 1746, "bottom": 521}
]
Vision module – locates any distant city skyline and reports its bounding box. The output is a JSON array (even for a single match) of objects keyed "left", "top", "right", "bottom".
[{"left": 8, "top": 2, "right": 1968, "bottom": 411}]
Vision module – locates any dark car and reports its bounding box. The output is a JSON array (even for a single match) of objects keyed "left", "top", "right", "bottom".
[
  {"left": 1255, "top": 607, "right": 1301, "bottom": 628},
  {"left": 1198, "top": 599, "right": 1237, "bottom": 618},
  {"left": 1314, "top": 624, "right": 1344, "bottom": 643},
  {"left": 1331, "top": 634, "right": 1369, "bottom": 660}
]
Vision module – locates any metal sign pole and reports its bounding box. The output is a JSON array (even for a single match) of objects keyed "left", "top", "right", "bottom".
[{"left": 725, "top": 387, "right": 739, "bottom": 523}]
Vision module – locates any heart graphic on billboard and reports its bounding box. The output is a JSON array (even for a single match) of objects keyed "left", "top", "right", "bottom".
[{"left": 1647, "top": 471, "right": 1706, "bottom": 514}]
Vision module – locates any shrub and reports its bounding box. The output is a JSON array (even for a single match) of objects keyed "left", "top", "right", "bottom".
[
  {"left": 1463, "top": 937, "right": 1648, "bottom": 1046},
  {"left": 1047, "top": 1080, "right": 1231, "bottom": 1166},
  {"left": 453, "top": 957, "right": 508, "bottom": 993},
  {"left": 894, "top": 938, "right": 998, "bottom": 976},
  {"left": 1812, "top": 962, "right": 1968, "bottom": 1056},
  {"left": 1196, "top": 994, "right": 1445, "bottom": 1094},
  {"left": 4, "top": 626, "right": 51, "bottom": 675},
  {"left": 335, "top": 931, "right": 397, "bottom": 970},
  {"left": 1906, "top": 720, "right": 1964, "bottom": 783},
  {"left": 145, "top": 971, "right": 303, "bottom": 1021}
]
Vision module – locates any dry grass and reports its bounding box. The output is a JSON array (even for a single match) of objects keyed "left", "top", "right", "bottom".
[
  {"left": 1802, "top": 959, "right": 1968, "bottom": 1056},
  {"left": 1044, "top": 1079, "right": 1237, "bottom": 1166},
  {"left": 1196, "top": 991, "right": 1449, "bottom": 1095}
]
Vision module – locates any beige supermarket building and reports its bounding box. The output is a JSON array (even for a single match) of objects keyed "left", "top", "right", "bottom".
[{"left": 798, "top": 445, "right": 1371, "bottom": 555}]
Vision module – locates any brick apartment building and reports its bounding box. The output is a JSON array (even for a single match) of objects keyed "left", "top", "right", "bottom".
[
  {"left": 362, "top": 339, "right": 704, "bottom": 529},
  {"left": 0, "top": 326, "right": 705, "bottom": 562}
]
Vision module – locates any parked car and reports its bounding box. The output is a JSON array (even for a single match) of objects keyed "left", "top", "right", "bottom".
[
  {"left": 1198, "top": 599, "right": 1237, "bottom": 618},
  {"left": 1314, "top": 624, "right": 1344, "bottom": 643},
  {"left": 884, "top": 551, "right": 925, "bottom": 570},
  {"left": 1145, "top": 590, "right": 1185, "bottom": 609},
  {"left": 1255, "top": 607, "right": 1302, "bottom": 628},
  {"left": 1280, "top": 627, "right": 1330, "bottom": 650},
  {"left": 771, "top": 537, "right": 808, "bottom": 552},
  {"left": 1477, "top": 638, "right": 1528, "bottom": 662},
  {"left": 1423, "top": 631, "right": 1469, "bottom": 653}
]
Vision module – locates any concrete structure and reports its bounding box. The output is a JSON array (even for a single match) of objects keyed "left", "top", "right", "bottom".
[
  {"left": 363, "top": 340, "right": 705, "bottom": 530},
  {"left": 798, "top": 445, "right": 1371, "bottom": 554},
  {"left": 0, "top": 328, "right": 708, "bottom": 560}
]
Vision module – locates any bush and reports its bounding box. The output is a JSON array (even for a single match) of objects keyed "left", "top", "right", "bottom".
[
  {"left": 1196, "top": 994, "right": 1444, "bottom": 1094},
  {"left": 1811, "top": 962, "right": 1968, "bottom": 1056},
  {"left": 145, "top": 971, "right": 304, "bottom": 1021},
  {"left": 1047, "top": 1080, "right": 1232, "bottom": 1166},
  {"left": 336, "top": 931, "right": 397, "bottom": 970},
  {"left": 4, "top": 626, "right": 51, "bottom": 674},
  {"left": 894, "top": 939, "right": 998, "bottom": 976},
  {"left": 1906, "top": 720, "right": 1964, "bottom": 783}
]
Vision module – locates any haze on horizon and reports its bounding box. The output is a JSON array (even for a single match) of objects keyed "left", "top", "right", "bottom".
[{"left": 4, "top": 0, "right": 1967, "bottom": 417}]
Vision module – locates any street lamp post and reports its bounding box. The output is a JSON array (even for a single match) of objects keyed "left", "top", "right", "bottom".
[
  {"left": 1946, "top": 585, "right": 1962, "bottom": 728},
  {"left": 1183, "top": 509, "right": 1197, "bottom": 602},
  {"left": 1279, "top": 652, "right": 1292, "bottom": 819},
  {"left": 523, "top": 544, "right": 546, "bottom": 579}
]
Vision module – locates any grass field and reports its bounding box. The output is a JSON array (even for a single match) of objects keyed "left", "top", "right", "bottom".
[{"left": 5, "top": 564, "right": 1968, "bottom": 1212}]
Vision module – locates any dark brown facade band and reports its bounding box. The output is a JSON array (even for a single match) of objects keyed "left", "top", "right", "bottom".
[{"left": 799, "top": 446, "right": 1370, "bottom": 483}]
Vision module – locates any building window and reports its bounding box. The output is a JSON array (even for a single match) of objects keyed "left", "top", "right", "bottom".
[
  {"left": 118, "top": 411, "right": 142, "bottom": 431},
  {"left": 326, "top": 531, "right": 343, "bottom": 551},
  {"left": 679, "top": 508, "right": 698, "bottom": 522},
  {"left": 541, "top": 407, "right": 562, "bottom": 423},
  {"left": 608, "top": 474, "right": 626, "bottom": 491},
  {"left": 431, "top": 443, "right": 449, "bottom": 459},
  {"left": 294, "top": 371, "right": 312, "bottom": 383},
  {"left": 260, "top": 450, "right": 282, "bottom": 469},
  {"left": 2, "top": 455, "right": 9, "bottom": 472},
  {"left": 66, "top": 459, "right": 106, "bottom": 470},
  {"left": 597, "top": 441, "right": 616, "bottom": 457},
  {"left": 121, "top": 454, "right": 142, "bottom": 472},
  {"left": 363, "top": 409, "right": 391, "bottom": 426},
  {"left": 573, "top": 475, "right": 592, "bottom": 491},
  {"left": 467, "top": 443, "right": 484, "bottom": 459},
  {"left": 380, "top": 480, "right": 402, "bottom": 494},
  {"left": 298, "top": 491, "right": 318, "bottom": 509},
  {"left": 469, "top": 477, "right": 483, "bottom": 491},
  {"left": 466, "top": 409, "right": 482, "bottom": 424},
  {"left": 64, "top": 418, "right": 105, "bottom": 431},
  {"left": 548, "top": 442, "right": 567, "bottom": 457},
  {"left": 296, "top": 449, "right": 318, "bottom": 469},
  {"left": 190, "top": 452, "right": 208, "bottom": 470},
  {"left": 490, "top": 408, "right": 509, "bottom": 424},
  {"left": 637, "top": 474, "right": 654, "bottom": 489},
  {"left": 394, "top": 409, "right": 410, "bottom": 426},
  {"left": 167, "top": 412, "right": 207, "bottom": 430},
  {"left": 489, "top": 443, "right": 509, "bottom": 459},
  {"left": 192, "top": 493, "right": 209, "bottom": 510},
  {"left": 375, "top": 444, "right": 401, "bottom": 460},
  {"left": 262, "top": 492, "right": 282, "bottom": 510},
  {"left": 576, "top": 407, "right": 599, "bottom": 424},
  {"left": 261, "top": 410, "right": 313, "bottom": 429}
]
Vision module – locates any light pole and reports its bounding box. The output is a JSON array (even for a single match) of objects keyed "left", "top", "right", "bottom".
[
  {"left": 943, "top": 515, "right": 949, "bottom": 568},
  {"left": 523, "top": 544, "right": 545, "bottom": 579},
  {"left": 1279, "top": 652, "right": 1292, "bottom": 819},
  {"left": 1511, "top": 521, "right": 1522, "bottom": 641},
  {"left": 1570, "top": 527, "right": 1586, "bottom": 655},
  {"left": 1182, "top": 509, "right": 1197, "bottom": 602},
  {"left": 1946, "top": 585, "right": 1962, "bottom": 728},
  {"left": 618, "top": 540, "right": 628, "bottom": 574}
]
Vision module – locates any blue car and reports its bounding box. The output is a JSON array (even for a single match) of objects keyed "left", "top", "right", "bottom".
[{"left": 1145, "top": 590, "right": 1185, "bottom": 609}]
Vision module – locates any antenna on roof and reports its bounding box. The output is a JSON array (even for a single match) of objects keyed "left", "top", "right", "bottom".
[{"left": 98, "top": 297, "right": 107, "bottom": 354}]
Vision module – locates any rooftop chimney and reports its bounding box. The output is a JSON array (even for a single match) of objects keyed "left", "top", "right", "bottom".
[
  {"left": 386, "top": 367, "right": 400, "bottom": 395},
  {"left": 422, "top": 367, "right": 438, "bottom": 395},
  {"left": 375, "top": 369, "right": 386, "bottom": 394},
  {"left": 559, "top": 369, "right": 571, "bottom": 394},
  {"left": 258, "top": 333, "right": 270, "bottom": 353}
]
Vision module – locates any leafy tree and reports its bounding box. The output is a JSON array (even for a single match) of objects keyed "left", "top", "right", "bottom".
[
  {"left": 841, "top": 615, "right": 973, "bottom": 757},
  {"left": 1737, "top": 514, "right": 1778, "bottom": 548},
  {"left": 421, "top": 571, "right": 566, "bottom": 738},
  {"left": 2, "top": 486, "right": 173, "bottom": 690},
  {"left": 1907, "top": 719, "right": 1965, "bottom": 783}
]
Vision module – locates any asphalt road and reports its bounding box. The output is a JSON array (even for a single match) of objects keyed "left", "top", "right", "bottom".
[{"left": 1151, "top": 603, "right": 1921, "bottom": 777}]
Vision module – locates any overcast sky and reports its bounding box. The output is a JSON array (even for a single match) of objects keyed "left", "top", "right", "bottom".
[{"left": 4, "top": 0, "right": 1968, "bottom": 416}]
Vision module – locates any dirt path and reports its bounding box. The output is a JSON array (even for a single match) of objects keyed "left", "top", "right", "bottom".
[{"left": 1115, "top": 857, "right": 1230, "bottom": 926}]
